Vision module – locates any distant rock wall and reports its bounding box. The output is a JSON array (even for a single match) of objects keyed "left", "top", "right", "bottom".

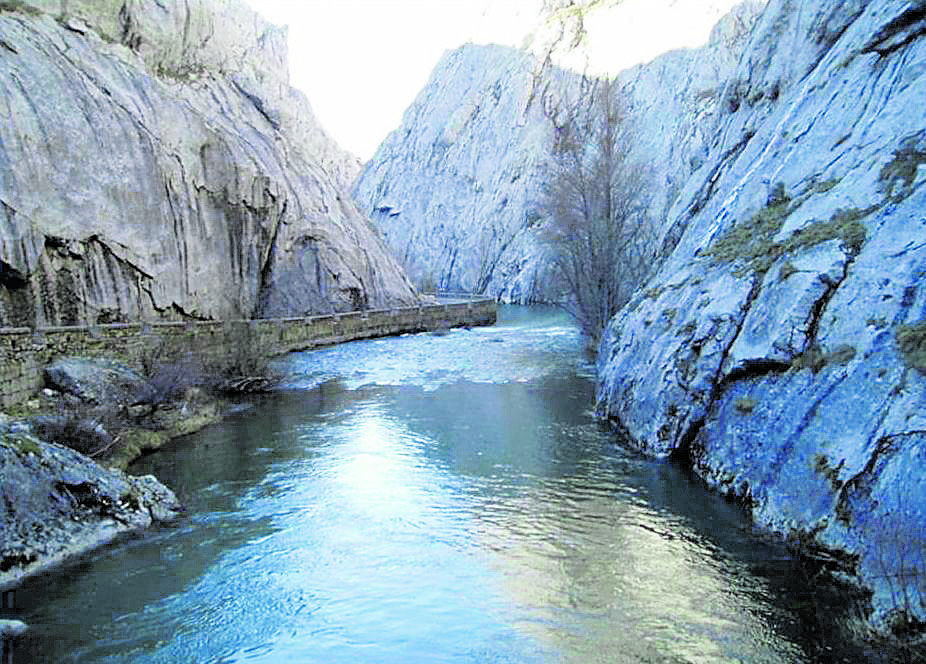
[
  {"left": 355, "top": 44, "right": 564, "bottom": 300},
  {"left": 596, "top": 0, "right": 926, "bottom": 629},
  {"left": 353, "top": 3, "right": 763, "bottom": 301},
  {"left": 0, "top": 0, "right": 417, "bottom": 327}
]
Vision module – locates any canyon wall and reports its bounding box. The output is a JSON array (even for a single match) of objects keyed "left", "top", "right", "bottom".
[
  {"left": 353, "top": 1, "right": 763, "bottom": 300},
  {"left": 0, "top": 0, "right": 418, "bottom": 327},
  {"left": 358, "top": 0, "right": 926, "bottom": 630},
  {"left": 595, "top": 0, "right": 926, "bottom": 629}
]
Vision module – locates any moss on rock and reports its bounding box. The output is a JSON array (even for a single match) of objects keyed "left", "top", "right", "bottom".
[
  {"left": 896, "top": 322, "right": 926, "bottom": 373},
  {"left": 704, "top": 189, "right": 870, "bottom": 277},
  {"left": 734, "top": 397, "right": 757, "bottom": 414},
  {"left": 879, "top": 133, "right": 926, "bottom": 203},
  {"left": 0, "top": 432, "right": 42, "bottom": 458}
]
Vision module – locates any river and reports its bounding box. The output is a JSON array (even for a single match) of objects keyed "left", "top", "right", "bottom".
[{"left": 12, "top": 306, "right": 870, "bottom": 662}]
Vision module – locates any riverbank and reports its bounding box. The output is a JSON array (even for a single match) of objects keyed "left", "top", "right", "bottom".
[
  {"left": 9, "top": 306, "right": 889, "bottom": 662},
  {"left": 0, "top": 299, "right": 498, "bottom": 410},
  {"left": 0, "top": 299, "right": 498, "bottom": 615},
  {"left": 0, "top": 423, "right": 183, "bottom": 594}
]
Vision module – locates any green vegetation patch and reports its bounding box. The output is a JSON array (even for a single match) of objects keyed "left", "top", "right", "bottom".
[
  {"left": 0, "top": 1, "right": 43, "bottom": 17},
  {"left": 792, "top": 344, "right": 857, "bottom": 372},
  {"left": 704, "top": 183, "right": 870, "bottom": 277},
  {"left": 813, "top": 177, "right": 842, "bottom": 194},
  {"left": 896, "top": 322, "right": 926, "bottom": 373},
  {"left": 643, "top": 285, "right": 666, "bottom": 301},
  {"left": 702, "top": 186, "right": 792, "bottom": 276},
  {"left": 106, "top": 428, "right": 168, "bottom": 470},
  {"left": 879, "top": 133, "right": 926, "bottom": 203},
  {"left": 778, "top": 262, "right": 799, "bottom": 282},
  {"left": 733, "top": 397, "right": 757, "bottom": 414},
  {"left": 1, "top": 432, "right": 42, "bottom": 457}
]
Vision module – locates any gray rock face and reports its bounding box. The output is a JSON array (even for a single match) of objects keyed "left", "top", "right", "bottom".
[
  {"left": 44, "top": 356, "right": 145, "bottom": 405},
  {"left": 353, "top": 4, "right": 763, "bottom": 300},
  {"left": 0, "top": 0, "right": 417, "bottom": 327},
  {"left": 596, "top": 0, "right": 926, "bottom": 628},
  {"left": 355, "top": 43, "right": 566, "bottom": 299},
  {"left": 0, "top": 425, "right": 182, "bottom": 590}
]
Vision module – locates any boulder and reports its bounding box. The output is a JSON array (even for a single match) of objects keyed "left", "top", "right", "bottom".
[{"left": 44, "top": 357, "right": 146, "bottom": 406}]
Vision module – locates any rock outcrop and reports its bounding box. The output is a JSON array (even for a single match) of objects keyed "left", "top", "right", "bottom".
[
  {"left": 595, "top": 0, "right": 926, "bottom": 629},
  {"left": 0, "top": 421, "right": 182, "bottom": 590},
  {"left": 0, "top": 0, "right": 417, "bottom": 327},
  {"left": 355, "top": 43, "right": 563, "bottom": 299},
  {"left": 353, "top": 2, "right": 764, "bottom": 300}
]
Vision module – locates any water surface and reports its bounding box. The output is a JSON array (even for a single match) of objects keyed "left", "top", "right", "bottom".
[{"left": 12, "top": 307, "right": 861, "bottom": 662}]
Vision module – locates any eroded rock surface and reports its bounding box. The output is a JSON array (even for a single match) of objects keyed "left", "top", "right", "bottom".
[
  {"left": 0, "top": 0, "right": 417, "bottom": 327},
  {"left": 0, "top": 423, "right": 182, "bottom": 590},
  {"left": 596, "top": 0, "right": 926, "bottom": 628}
]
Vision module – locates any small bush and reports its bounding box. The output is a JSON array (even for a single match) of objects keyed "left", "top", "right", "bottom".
[
  {"left": 202, "top": 323, "right": 281, "bottom": 394},
  {"left": 32, "top": 401, "right": 125, "bottom": 458},
  {"left": 137, "top": 357, "right": 204, "bottom": 405},
  {"left": 138, "top": 327, "right": 278, "bottom": 398},
  {"left": 896, "top": 322, "right": 926, "bottom": 373},
  {"left": 734, "top": 397, "right": 757, "bottom": 414}
]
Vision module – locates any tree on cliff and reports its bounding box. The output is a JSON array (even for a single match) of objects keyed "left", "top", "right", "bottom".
[{"left": 542, "top": 77, "right": 653, "bottom": 345}]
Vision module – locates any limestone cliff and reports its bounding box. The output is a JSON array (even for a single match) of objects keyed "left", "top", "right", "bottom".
[
  {"left": 353, "top": 2, "right": 763, "bottom": 300},
  {"left": 0, "top": 0, "right": 417, "bottom": 327},
  {"left": 355, "top": 43, "right": 562, "bottom": 299},
  {"left": 595, "top": 0, "right": 926, "bottom": 629}
]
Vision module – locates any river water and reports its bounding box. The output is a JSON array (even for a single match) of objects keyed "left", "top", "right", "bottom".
[{"left": 13, "top": 307, "right": 866, "bottom": 662}]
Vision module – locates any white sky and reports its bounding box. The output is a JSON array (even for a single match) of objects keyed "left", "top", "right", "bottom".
[{"left": 244, "top": 0, "right": 746, "bottom": 161}]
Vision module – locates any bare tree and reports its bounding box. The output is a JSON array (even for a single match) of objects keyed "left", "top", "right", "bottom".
[{"left": 542, "top": 77, "right": 653, "bottom": 346}]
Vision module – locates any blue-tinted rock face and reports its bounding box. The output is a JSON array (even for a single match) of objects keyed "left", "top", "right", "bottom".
[
  {"left": 0, "top": 0, "right": 417, "bottom": 327},
  {"left": 596, "top": 0, "right": 926, "bottom": 629}
]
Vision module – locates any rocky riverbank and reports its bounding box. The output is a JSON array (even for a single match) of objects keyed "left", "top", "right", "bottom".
[
  {"left": 0, "top": 421, "right": 182, "bottom": 593},
  {"left": 595, "top": 0, "right": 926, "bottom": 634},
  {"left": 0, "top": 351, "right": 240, "bottom": 608}
]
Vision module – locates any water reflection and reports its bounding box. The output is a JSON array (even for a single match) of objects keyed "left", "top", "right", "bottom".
[{"left": 11, "top": 307, "right": 860, "bottom": 662}]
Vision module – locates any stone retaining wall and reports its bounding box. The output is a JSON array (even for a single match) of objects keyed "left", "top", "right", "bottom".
[{"left": 0, "top": 299, "right": 497, "bottom": 408}]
